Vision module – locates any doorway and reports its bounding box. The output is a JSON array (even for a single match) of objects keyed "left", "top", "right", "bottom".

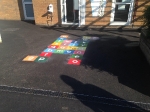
[
  {"left": 61, "top": 0, "right": 85, "bottom": 25},
  {"left": 22, "top": 0, "right": 34, "bottom": 20},
  {"left": 110, "top": 0, "right": 134, "bottom": 25}
]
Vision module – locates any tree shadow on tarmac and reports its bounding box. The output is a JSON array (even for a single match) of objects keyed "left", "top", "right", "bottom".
[
  {"left": 80, "top": 34, "right": 150, "bottom": 97},
  {"left": 61, "top": 75, "right": 148, "bottom": 112}
]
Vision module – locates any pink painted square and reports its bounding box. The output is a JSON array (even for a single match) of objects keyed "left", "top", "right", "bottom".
[
  {"left": 73, "top": 50, "right": 85, "bottom": 55},
  {"left": 61, "top": 42, "right": 70, "bottom": 46},
  {"left": 63, "top": 40, "right": 73, "bottom": 43}
]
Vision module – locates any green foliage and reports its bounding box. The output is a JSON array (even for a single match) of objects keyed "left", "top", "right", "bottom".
[{"left": 141, "top": 6, "right": 150, "bottom": 38}]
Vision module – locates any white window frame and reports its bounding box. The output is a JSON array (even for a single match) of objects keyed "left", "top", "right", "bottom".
[
  {"left": 22, "top": 0, "right": 34, "bottom": 20},
  {"left": 110, "top": 0, "right": 134, "bottom": 25},
  {"left": 60, "top": 0, "right": 85, "bottom": 26}
]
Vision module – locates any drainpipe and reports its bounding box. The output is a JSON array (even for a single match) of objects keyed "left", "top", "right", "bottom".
[{"left": 78, "top": 0, "right": 81, "bottom": 27}]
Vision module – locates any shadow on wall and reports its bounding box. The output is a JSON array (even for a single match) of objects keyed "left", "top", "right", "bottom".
[
  {"left": 40, "top": 0, "right": 149, "bottom": 30},
  {"left": 61, "top": 75, "right": 149, "bottom": 112},
  {"left": 17, "top": 0, "right": 25, "bottom": 20}
]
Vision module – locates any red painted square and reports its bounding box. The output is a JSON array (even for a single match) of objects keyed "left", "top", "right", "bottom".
[
  {"left": 67, "top": 58, "right": 81, "bottom": 65},
  {"left": 48, "top": 45, "right": 59, "bottom": 49},
  {"left": 40, "top": 52, "right": 52, "bottom": 57}
]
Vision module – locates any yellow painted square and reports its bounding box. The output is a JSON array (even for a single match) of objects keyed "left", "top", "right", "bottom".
[
  {"left": 51, "top": 42, "right": 62, "bottom": 46},
  {"left": 22, "top": 55, "right": 38, "bottom": 61},
  {"left": 67, "top": 46, "right": 78, "bottom": 50}
]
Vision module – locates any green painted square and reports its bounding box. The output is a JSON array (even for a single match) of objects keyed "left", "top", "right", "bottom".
[
  {"left": 55, "top": 40, "right": 64, "bottom": 43},
  {"left": 77, "top": 47, "right": 87, "bottom": 50},
  {"left": 34, "top": 57, "right": 48, "bottom": 63},
  {"left": 78, "top": 43, "right": 88, "bottom": 47},
  {"left": 54, "top": 49, "right": 65, "bottom": 54},
  {"left": 71, "top": 54, "right": 83, "bottom": 59},
  {"left": 82, "top": 36, "right": 91, "bottom": 40}
]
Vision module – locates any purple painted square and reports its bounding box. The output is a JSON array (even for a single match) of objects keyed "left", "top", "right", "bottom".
[{"left": 73, "top": 50, "right": 85, "bottom": 55}]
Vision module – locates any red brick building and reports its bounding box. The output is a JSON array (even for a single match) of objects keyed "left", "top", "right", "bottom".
[{"left": 0, "top": 0, "right": 149, "bottom": 28}]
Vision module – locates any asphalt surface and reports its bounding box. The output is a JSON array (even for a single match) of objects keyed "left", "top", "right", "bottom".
[{"left": 0, "top": 20, "right": 150, "bottom": 112}]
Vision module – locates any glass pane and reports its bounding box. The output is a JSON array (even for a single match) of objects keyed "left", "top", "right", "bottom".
[
  {"left": 114, "top": 4, "right": 130, "bottom": 22},
  {"left": 116, "top": 0, "right": 131, "bottom": 3},
  {"left": 24, "top": 0, "right": 32, "bottom": 2},
  {"left": 25, "top": 4, "right": 34, "bottom": 17}
]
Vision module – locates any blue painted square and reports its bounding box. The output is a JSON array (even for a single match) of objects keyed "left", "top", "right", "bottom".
[
  {"left": 82, "top": 39, "right": 90, "bottom": 43},
  {"left": 57, "top": 37, "right": 67, "bottom": 41},
  {"left": 69, "top": 43, "right": 78, "bottom": 47},
  {"left": 71, "top": 40, "right": 82, "bottom": 44},
  {"left": 64, "top": 50, "right": 74, "bottom": 54},
  {"left": 43, "top": 48, "right": 55, "bottom": 53}
]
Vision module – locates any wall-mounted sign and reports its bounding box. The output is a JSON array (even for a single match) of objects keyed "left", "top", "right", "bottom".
[{"left": 90, "top": 0, "right": 107, "bottom": 17}]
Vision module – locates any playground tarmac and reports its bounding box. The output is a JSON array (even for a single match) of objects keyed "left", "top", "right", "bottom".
[{"left": 0, "top": 20, "right": 150, "bottom": 112}]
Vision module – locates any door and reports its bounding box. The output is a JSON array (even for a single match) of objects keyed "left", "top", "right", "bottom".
[
  {"left": 110, "top": 0, "right": 134, "bottom": 25},
  {"left": 61, "top": 0, "right": 85, "bottom": 25},
  {"left": 22, "top": 0, "right": 34, "bottom": 20}
]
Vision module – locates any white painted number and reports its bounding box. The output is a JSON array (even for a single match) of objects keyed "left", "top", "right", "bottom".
[
  {"left": 38, "top": 57, "right": 45, "bottom": 61},
  {"left": 72, "top": 60, "right": 78, "bottom": 63}
]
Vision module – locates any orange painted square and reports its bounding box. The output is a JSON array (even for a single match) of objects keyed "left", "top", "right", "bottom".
[
  {"left": 57, "top": 46, "right": 68, "bottom": 50},
  {"left": 60, "top": 35, "right": 69, "bottom": 38},
  {"left": 22, "top": 55, "right": 38, "bottom": 61}
]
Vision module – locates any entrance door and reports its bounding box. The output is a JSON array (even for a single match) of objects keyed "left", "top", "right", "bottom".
[
  {"left": 22, "top": 0, "right": 34, "bottom": 20},
  {"left": 61, "top": 0, "right": 85, "bottom": 26},
  {"left": 110, "top": 0, "right": 134, "bottom": 25}
]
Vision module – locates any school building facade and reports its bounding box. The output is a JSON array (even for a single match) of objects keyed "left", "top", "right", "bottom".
[{"left": 0, "top": 0, "right": 149, "bottom": 28}]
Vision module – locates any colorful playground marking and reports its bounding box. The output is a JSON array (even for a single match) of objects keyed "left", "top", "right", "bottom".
[
  {"left": 60, "top": 35, "right": 69, "bottom": 38},
  {"left": 43, "top": 48, "right": 55, "bottom": 53},
  {"left": 67, "top": 58, "right": 81, "bottom": 65},
  {"left": 22, "top": 35, "right": 94, "bottom": 65},
  {"left": 64, "top": 50, "right": 74, "bottom": 54},
  {"left": 73, "top": 50, "right": 85, "bottom": 55},
  {"left": 48, "top": 45, "right": 59, "bottom": 49},
  {"left": 54, "top": 49, "right": 65, "bottom": 54},
  {"left": 40, "top": 52, "right": 52, "bottom": 57},
  {"left": 22, "top": 55, "right": 38, "bottom": 61},
  {"left": 71, "top": 54, "right": 83, "bottom": 59},
  {"left": 34, "top": 57, "right": 48, "bottom": 63}
]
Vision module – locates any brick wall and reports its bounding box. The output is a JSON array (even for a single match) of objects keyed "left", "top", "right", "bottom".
[
  {"left": 0, "top": 0, "right": 24, "bottom": 20},
  {"left": 132, "top": 0, "right": 150, "bottom": 27},
  {"left": 32, "top": 0, "right": 61, "bottom": 26}
]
